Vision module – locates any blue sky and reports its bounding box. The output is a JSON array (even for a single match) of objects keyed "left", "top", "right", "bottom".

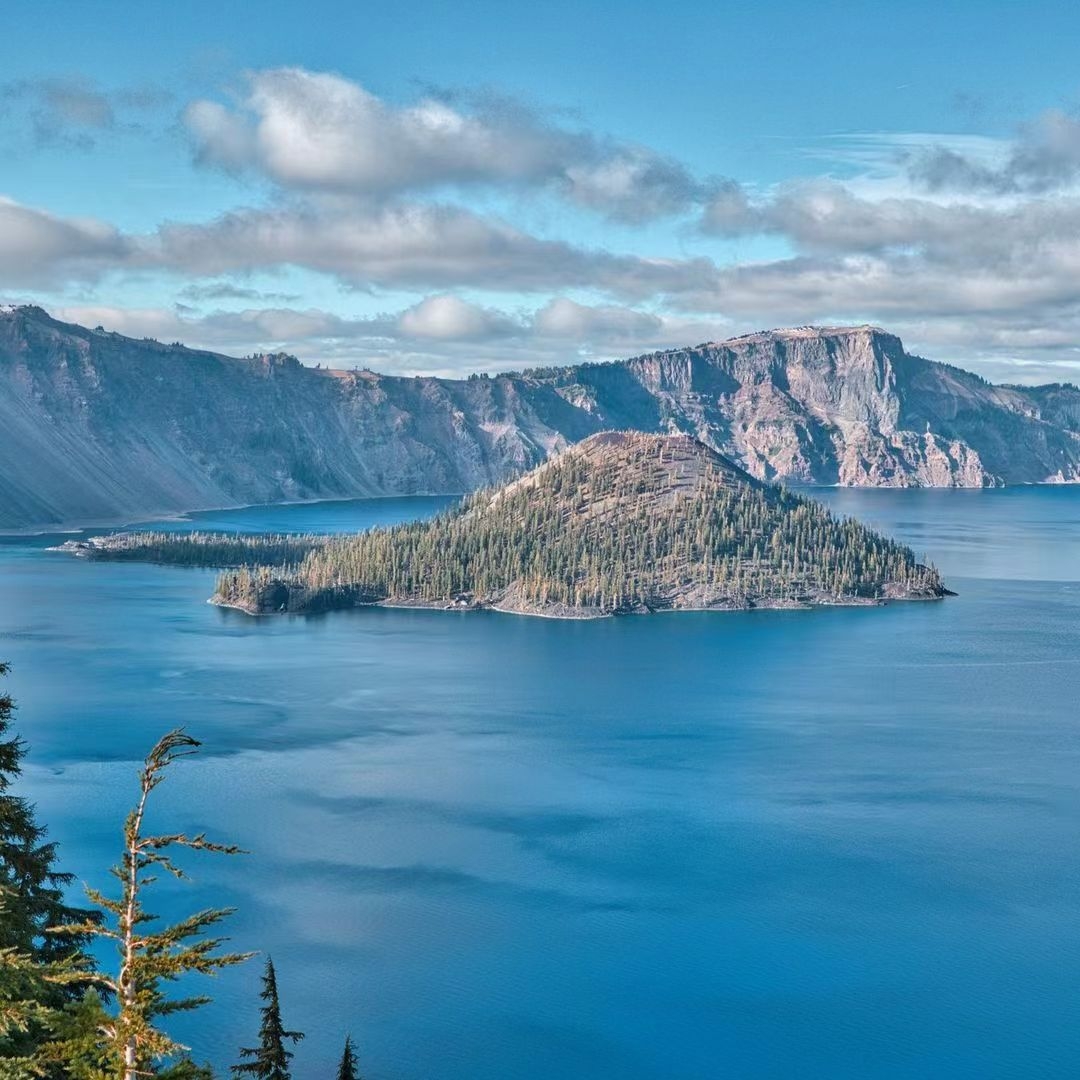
[{"left": 5, "top": 0, "right": 1080, "bottom": 379}]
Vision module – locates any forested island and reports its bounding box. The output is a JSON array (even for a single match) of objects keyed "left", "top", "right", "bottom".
[{"left": 59, "top": 432, "right": 949, "bottom": 619}]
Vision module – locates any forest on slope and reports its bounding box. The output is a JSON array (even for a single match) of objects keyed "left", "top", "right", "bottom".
[{"left": 65, "top": 433, "right": 948, "bottom": 619}]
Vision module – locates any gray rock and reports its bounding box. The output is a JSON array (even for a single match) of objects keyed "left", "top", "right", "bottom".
[{"left": 1, "top": 308, "right": 1078, "bottom": 531}]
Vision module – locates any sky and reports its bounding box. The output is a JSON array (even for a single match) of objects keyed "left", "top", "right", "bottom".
[{"left": 4, "top": 0, "right": 1080, "bottom": 381}]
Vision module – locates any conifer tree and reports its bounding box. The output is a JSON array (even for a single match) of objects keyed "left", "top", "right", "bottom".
[
  {"left": 0, "top": 663, "right": 96, "bottom": 962},
  {"left": 335, "top": 1035, "right": 360, "bottom": 1080},
  {"left": 232, "top": 957, "right": 304, "bottom": 1080},
  {"left": 47, "top": 729, "right": 253, "bottom": 1080},
  {"left": 0, "top": 944, "right": 59, "bottom": 1078},
  {"left": 0, "top": 663, "right": 96, "bottom": 1074}
]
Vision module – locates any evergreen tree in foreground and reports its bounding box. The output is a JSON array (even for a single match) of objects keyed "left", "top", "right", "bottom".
[
  {"left": 232, "top": 957, "right": 304, "bottom": 1080},
  {"left": 335, "top": 1035, "right": 360, "bottom": 1080},
  {"left": 0, "top": 662, "right": 96, "bottom": 1075},
  {"left": 0, "top": 670, "right": 374, "bottom": 1078},
  {"left": 47, "top": 729, "right": 253, "bottom": 1079},
  {"left": 0, "top": 662, "right": 97, "bottom": 960}
]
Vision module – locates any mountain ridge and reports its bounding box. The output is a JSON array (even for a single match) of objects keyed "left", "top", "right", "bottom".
[{"left": 2, "top": 304, "right": 1079, "bottom": 530}]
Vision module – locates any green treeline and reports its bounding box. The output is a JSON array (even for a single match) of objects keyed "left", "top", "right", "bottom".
[
  {"left": 76, "top": 531, "right": 324, "bottom": 569},
  {"left": 0, "top": 664, "right": 362, "bottom": 1079}
]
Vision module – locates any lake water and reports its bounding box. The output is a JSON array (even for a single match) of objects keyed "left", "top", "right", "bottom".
[{"left": 2, "top": 488, "right": 1079, "bottom": 1079}]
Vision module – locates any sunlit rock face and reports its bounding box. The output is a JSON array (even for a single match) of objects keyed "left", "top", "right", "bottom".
[
  {"left": 604, "top": 325, "right": 1080, "bottom": 488},
  {"left": 2, "top": 308, "right": 1078, "bottom": 530}
]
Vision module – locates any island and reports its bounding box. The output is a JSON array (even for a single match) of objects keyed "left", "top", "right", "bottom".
[{"left": 57, "top": 432, "right": 950, "bottom": 619}]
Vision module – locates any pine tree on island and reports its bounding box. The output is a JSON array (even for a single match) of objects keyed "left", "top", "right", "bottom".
[{"left": 232, "top": 956, "right": 305, "bottom": 1080}]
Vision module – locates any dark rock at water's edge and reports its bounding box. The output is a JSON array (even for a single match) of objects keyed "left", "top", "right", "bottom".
[{"left": 5, "top": 304, "right": 1077, "bottom": 531}]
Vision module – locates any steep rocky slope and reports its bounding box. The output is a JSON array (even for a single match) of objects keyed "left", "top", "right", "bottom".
[
  {"left": 0, "top": 305, "right": 595, "bottom": 530},
  {"left": 2, "top": 306, "right": 1079, "bottom": 530},
  {"left": 541, "top": 327, "right": 1080, "bottom": 486}
]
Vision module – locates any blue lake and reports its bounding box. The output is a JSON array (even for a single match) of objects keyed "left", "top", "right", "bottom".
[{"left": 1, "top": 487, "right": 1079, "bottom": 1079}]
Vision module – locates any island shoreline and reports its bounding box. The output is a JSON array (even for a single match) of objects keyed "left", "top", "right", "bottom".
[{"left": 208, "top": 590, "right": 953, "bottom": 622}]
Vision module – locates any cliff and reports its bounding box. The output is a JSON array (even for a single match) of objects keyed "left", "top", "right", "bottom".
[
  {"left": 2, "top": 306, "right": 1078, "bottom": 530},
  {"left": 0, "top": 305, "right": 595, "bottom": 530},
  {"left": 553, "top": 327, "right": 1080, "bottom": 487}
]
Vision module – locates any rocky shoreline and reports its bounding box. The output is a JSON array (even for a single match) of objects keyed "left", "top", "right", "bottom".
[
  {"left": 52, "top": 524, "right": 953, "bottom": 621},
  {"left": 209, "top": 579, "right": 951, "bottom": 621}
]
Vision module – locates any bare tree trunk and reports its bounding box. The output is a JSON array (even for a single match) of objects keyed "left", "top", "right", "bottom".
[{"left": 120, "top": 770, "right": 151, "bottom": 1080}]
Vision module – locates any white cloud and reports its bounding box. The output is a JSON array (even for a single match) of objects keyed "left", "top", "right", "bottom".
[
  {"left": 561, "top": 150, "right": 709, "bottom": 223},
  {"left": 0, "top": 188, "right": 719, "bottom": 299},
  {"left": 51, "top": 297, "right": 736, "bottom": 376},
  {"left": 49, "top": 281, "right": 1080, "bottom": 384},
  {"left": 907, "top": 109, "right": 1080, "bottom": 194},
  {"left": 184, "top": 99, "right": 257, "bottom": 171},
  {"left": 151, "top": 200, "right": 720, "bottom": 298},
  {"left": 12, "top": 72, "right": 1080, "bottom": 381},
  {"left": 0, "top": 197, "right": 133, "bottom": 286},
  {"left": 183, "top": 68, "right": 708, "bottom": 221},
  {"left": 697, "top": 180, "right": 1080, "bottom": 313},
  {"left": 397, "top": 295, "right": 515, "bottom": 340},
  {"left": 11, "top": 174, "right": 1080, "bottom": 379},
  {"left": 533, "top": 297, "right": 661, "bottom": 339},
  {"left": 177, "top": 281, "right": 301, "bottom": 303},
  {"left": 0, "top": 77, "right": 170, "bottom": 149}
]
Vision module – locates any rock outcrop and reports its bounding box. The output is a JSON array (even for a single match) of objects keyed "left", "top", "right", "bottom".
[
  {"left": 590, "top": 326, "right": 1080, "bottom": 487},
  {"left": 2, "top": 306, "right": 1078, "bottom": 530}
]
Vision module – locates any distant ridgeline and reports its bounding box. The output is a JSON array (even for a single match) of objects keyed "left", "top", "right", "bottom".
[
  {"left": 61, "top": 432, "right": 949, "bottom": 620},
  {"left": 6, "top": 304, "right": 1080, "bottom": 534}
]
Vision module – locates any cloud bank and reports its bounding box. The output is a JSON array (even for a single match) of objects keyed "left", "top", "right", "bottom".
[
  {"left": 53, "top": 296, "right": 735, "bottom": 377},
  {"left": 5, "top": 66, "right": 1080, "bottom": 380}
]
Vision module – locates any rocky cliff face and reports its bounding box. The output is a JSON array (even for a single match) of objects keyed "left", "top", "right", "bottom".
[
  {"left": 544, "top": 326, "right": 1080, "bottom": 487},
  {"left": 1, "top": 306, "right": 1078, "bottom": 530}
]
